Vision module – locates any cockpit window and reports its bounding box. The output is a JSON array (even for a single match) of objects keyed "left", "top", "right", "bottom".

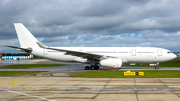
[{"left": 167, "top": 51, "right": 172, "bottom": 53}]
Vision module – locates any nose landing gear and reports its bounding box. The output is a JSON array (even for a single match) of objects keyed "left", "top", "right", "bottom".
[
  {"left": 155, "top": 66, "right": 159, "bottom": 69},
  {"left": 155, "top": 63, "right": 159, "bottom": 70}
]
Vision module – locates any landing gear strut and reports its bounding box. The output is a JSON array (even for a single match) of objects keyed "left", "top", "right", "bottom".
[{"left": 155, "top": 63, "right": 159, "bottom": 70}]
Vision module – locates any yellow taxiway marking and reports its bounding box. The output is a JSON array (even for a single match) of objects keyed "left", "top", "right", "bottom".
[{"left": 9, "top": 77, "right": 54, "bottom": 90}]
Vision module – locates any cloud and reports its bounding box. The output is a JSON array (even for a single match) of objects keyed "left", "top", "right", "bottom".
[
  {"left": 0, "top": 0, "right": 180, "bottom": 53},
  {"left": 2, "top": 0, "right": 12, "bottom": 4}
]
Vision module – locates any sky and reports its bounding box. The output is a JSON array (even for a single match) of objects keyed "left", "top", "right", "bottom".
[{"left": 0, "top": 0, "right": 180, "bottom": 53}]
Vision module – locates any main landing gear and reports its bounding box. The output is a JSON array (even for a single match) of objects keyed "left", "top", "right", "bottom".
[{"left": 85, "top": 64, "right": 100, "bottom": 70}]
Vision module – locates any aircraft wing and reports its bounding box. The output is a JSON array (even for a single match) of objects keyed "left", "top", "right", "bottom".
[
  {"left": 49, "top": 47, "right": 104, "bottom": 60},
  {"left": 4, "top": 45, "right": 32, "bottom": 53},
  {"left": 36, "top": 42, "right": 112, "bottom": 60}
]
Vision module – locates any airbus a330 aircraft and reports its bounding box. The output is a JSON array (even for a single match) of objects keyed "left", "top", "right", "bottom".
[{"left": 5, "top": 23, "right": 177, "bottom": 70}]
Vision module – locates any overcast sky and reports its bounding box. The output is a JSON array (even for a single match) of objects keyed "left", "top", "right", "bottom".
[{"left": 0, "top": 0, "right": 180, "bottom": 53}]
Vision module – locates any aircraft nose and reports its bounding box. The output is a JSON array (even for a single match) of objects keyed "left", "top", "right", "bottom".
[{"left": 172, "top": 54, "right": 177, "bottom": 59}]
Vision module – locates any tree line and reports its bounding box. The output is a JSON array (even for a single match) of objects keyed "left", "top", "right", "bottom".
[{"left": 1, "top": 53, "right": 30, "bottom": 56}]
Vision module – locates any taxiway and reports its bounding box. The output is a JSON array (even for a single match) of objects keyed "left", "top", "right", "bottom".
[
  {"left": 0, "top": 76, "right": 180, "bottom": 101},
  {"left": 1, "top": 60, "right": 180, "bottom": 100}
]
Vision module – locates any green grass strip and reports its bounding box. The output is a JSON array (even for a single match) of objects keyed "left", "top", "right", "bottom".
[
  {"left": 0, "top": 71, "right": 46, "bottom": 76},
  {"left": 71, "top": 70, "right": 180, "bottom": 78},
  {"left": 0, "top": 64, "right": 65, "bottom": 69}
]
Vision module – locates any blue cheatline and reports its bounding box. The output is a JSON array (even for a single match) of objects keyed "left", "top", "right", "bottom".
[{"left": 1, "top": 55, "right": 34, "bottom": 60}]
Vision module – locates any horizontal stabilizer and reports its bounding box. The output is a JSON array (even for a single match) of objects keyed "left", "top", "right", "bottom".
[{"left": 4, "top": 45, "right": 32, "bottom": 53}]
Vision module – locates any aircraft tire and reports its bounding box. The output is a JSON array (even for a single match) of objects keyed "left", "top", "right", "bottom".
[
  {"left": 85, "top": 66, "right": 90, "bottom": 70},
  {"left": 155, "top": 66, "right": 159, "bottom": 69},
  {"left": 91, "top": 66, "right": 95, "bottom": 70},
  {"left": 95, "top": 66, "right": 99, "bottom": 70}
]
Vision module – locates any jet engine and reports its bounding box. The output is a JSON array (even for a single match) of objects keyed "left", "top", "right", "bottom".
[{"left": 99, "top": 58, "right": 123, "bottom": 68}]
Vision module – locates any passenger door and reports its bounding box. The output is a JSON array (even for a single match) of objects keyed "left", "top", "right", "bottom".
[
  {"left": 131, "top": 49, "right": 136, "bottom": 56},
  {"left": 157, "top": 49, "right": 162, "bottom": 56},
  {"left": 43, "top": 49, "right": 48, "bottom": 55}
]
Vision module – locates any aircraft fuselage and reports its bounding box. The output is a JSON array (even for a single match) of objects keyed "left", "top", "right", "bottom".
[{"left": 32, "top": 47, "right": 176, "bottom": 63}]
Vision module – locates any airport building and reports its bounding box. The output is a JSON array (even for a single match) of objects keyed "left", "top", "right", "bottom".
[
  {"left": 174, "top": 52, "right": 180, "bottom": 56},
  {"left": 1, "top": 53, "right": 33, "bottom": 60}
]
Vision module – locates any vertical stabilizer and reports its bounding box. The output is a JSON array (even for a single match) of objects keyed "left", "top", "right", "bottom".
[{"left": 14, "top": 23, "right": 39, "bottom": 48}]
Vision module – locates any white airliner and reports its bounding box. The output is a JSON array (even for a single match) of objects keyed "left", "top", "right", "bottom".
[{"left": 5, "top": 23, "right": 177, "bottom": 70}]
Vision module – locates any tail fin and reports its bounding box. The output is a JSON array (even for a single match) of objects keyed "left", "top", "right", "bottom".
[{"left": 14, "top": 23, "right": 39, "bottom": 48}]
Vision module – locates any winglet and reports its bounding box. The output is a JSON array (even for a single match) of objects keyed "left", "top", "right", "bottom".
[{"left": 36, "top": 42, "right": 48, "bottom": 48}]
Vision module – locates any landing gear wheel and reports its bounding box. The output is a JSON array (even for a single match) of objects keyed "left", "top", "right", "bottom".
[
  {"left": 85, "top": 66, "right": 90, "bottom": 70},
  {"left": 155, "top": 66, "right": 159, "bottom": 69},
  {"left": 95, "top": 66, "right": 100, "bottom": 70},
  {"left": 91, "top": 66, "right": 95, "bottom": 70}
]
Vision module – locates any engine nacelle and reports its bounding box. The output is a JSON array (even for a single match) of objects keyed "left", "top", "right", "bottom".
[{"left": 100, "top": 58, "right": 123, "bottom": 68}]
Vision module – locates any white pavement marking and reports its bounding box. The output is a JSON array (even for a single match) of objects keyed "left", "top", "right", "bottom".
[{"left": 0, "top": 88, "right": 56, "bottom": 101}]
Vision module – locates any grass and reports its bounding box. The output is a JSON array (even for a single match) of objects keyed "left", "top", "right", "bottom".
[
  {"left": 125, "top": 57, "right": 180, "bottom": 67},
  {"left": 0, "top": 64, "right": 65, "bottom": 69},
  {"left": 71, "top": 70, "right": 180, "bottom": 78},
  {"left": 0, "top": 71, "right": 46, "bottom": 76}
]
